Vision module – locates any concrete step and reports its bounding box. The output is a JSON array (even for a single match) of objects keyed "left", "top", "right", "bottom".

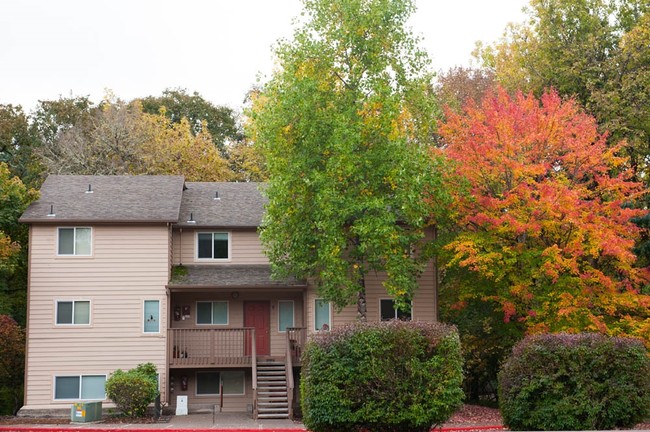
[{"left": 257, "top": 413, "right": 289, "bottom": 419}]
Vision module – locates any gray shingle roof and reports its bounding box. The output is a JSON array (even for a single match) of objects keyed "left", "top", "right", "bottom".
[
  {"left": 168, "top": 265, "right": 305, "bottom": 288},
  {"left": 19, "top": 175, "right": 185, "bottom": 223},
  {"left": 178, "top": 182, "right": 266, "bottom": 228}
]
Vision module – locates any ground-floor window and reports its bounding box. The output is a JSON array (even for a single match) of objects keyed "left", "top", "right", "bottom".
[
  {"left": 195, "top": 370, "right": 245, "bottom": 396},
  {"left": 54, "top": 375, "right": 106, "bottom": 400},
  {"left": 380, "top": 299, "right": 412, "bottom": 321}
]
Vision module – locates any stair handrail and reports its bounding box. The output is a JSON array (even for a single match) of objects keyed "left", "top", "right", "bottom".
[
  {"left": 251, "top": 328, "right": 257, "bottom": 419},
  {"left": 285, "top": 330, "right": 294, "bottom": 419}
]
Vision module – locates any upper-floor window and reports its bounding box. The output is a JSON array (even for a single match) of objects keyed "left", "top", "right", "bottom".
[
  {"left": 56, "top": 300, "right": 90, "bottom": 325},
  {"left": 58, "top": 227, "right": 92, "bottom": 256},
  {"left": 278, "top": 300, "right": 294, "bottom": 332},
  {"left": 380, "top": 299, "right": 412, "bottom": 321},
  {"left": 143, "top": 300, "right": 160, "bottom": 333},
  {"left": 314, "top": 299, "right": 331, "bottom": 331},
  {"left": 197, "top": 232, "right": 229, "bottom": 260}
]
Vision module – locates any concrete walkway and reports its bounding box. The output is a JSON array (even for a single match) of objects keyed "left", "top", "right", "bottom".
[{"left": 0, "top": 413, "right": 306, "bottom": 431}]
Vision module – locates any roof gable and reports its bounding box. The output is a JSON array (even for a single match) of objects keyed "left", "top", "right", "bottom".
[{"left": 20, "top": 175, "right": 185, "bottom": 223}]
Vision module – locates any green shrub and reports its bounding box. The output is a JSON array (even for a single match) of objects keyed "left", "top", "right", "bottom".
[
  {"left": 300, "top": 321, "right": 464, "bottom": 432},
  {"left": 499, "top": 333, "right": 650, "bottom": 431},
  {"left": 105, "top": 363, "right": 159, "bottom": 417}
]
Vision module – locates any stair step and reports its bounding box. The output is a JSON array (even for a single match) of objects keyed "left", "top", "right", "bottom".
[{"left": 257, "top": 414, "right": 289, "bottom": 419}]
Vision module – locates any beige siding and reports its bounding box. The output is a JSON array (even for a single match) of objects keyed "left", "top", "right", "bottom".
[
  {"left": 171, "top": 291, "right": 304, "bottom": 357},
  {"left": 305, "top": 245, "right": 438, "bottom": 334},
  {"left": 24, "top": 225, "right": 170, "bottom": 410},
  {"left": 172, "top": 229, "right": 268, "bottom": 265}
]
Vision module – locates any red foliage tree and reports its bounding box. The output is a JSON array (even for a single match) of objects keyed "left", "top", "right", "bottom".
[
  {"left": 0, "top": 315, "right": 25, "bottom": 414},
  {"left": 436, "top": 88, "right": 650, "bottom": 342}
]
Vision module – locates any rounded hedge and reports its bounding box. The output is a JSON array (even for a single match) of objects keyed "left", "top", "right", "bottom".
[
  {"left": 498, "top": 333, "right": 650, "bottom": 431},
  {"left": 105, "top": 363, "right": 159, "bottom": 417},
  {"left": 300, "top": 320, "right": 464, "bottom": 432}
]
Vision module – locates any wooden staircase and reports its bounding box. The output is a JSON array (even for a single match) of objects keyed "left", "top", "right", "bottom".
[{"left": 256, "top": 360, "right": 290, "bottom": 419}]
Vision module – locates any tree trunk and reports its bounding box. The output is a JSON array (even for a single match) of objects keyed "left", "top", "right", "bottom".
[{"left": 357, "top": 274, "right": 367, "bottom": 321}]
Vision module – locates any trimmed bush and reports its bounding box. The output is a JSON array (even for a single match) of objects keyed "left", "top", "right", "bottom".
[
  {"left": 105, "top": 363, "right": 159, "bottom": 417},
  {"left": 499, "top": 333, "right": 650, "bottom": 430},
  {"left": 300, "top": 321, "right": 464, "bottom": 432}
]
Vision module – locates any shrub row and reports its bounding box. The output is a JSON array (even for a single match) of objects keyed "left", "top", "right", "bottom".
[
  {"left": 300, "top": 320, "right": 464, "bottom": 432},
  {"left": 498, "top": 333, "right": 650, "bottom": 431}
]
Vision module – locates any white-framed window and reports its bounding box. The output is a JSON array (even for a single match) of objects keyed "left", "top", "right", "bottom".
[
  {"left": 143, "top": 300, "right": 160, "bottom": 333},
  {"left": 380, "top": 299, "right": 412, "bottom": 321},
  {"left": 197, "top": 301, "right": 228, "bottom": 325},
  {"left": 56, "top": 300, "right": 90, "bottom": 325},
  {"left": 57, "top": 227, "right": 92, "bottom": 256},
  {"left": 196, "top": 232, "right": 230, "bottom": 260},
  {"left": 195, "top": 371, "right": 245, "bottom": 396},
  {"left": 314, "top": 299, "right": 331, "bottom": 331},
  {"left": 278, "top": 300, "right": 295, "bottom": 332},
  {"left": 54, "top": 375, "right": 106, "bottom": 400}
]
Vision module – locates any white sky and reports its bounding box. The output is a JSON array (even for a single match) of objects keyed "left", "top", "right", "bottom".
[{"left": 0, "top": 0, "right": 528, "bottom": 113}]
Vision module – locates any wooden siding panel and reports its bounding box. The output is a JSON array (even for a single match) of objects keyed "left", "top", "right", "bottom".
[{"left": 24, "top": 225, "right": 170, "bottom": 409}]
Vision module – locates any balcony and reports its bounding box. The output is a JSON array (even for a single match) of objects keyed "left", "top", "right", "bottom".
[{"left": 168, "top": 328, "right": 256, "bottom": 367}]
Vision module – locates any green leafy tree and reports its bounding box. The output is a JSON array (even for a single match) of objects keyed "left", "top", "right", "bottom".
[
  {"left": 30, "top": 95, "right": 95, "bottom": 152},
  {"left": 0, "top": 163, "right": 38, "bottom": 325},
  {"left": 139, "top": 88, "right": 242, "bottom": 154},
  {"left": 0, "top": 315, "right": 25, "bottom": 415},
  {"left": 249, "top": 0, "right": 449, "bottom": 318},
  {"left": 0, "top": 105, "right": 42, "bottom": 186}
]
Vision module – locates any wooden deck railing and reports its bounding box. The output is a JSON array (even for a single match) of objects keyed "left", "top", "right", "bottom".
[
  {"left": 286, "top": 327, "right": 306, "bottom": 364},
  {"left": 168, "top": 328, "right": 256, "bottom": 367}
]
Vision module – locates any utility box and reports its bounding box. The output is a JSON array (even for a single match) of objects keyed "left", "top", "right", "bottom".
[
  {"left": 176, "top": 395, "right": 188, "bottom": 415},
  {"left": 71, "top": 401, "right": 102, "bottom": 423}
]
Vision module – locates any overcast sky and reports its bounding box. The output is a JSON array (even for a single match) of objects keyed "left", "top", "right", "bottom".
[{"left": 0, "top": 0, "right": 528, "bottom": 113}]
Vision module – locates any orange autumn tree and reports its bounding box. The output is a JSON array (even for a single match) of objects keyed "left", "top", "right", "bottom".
[{"left": 437, "top": 88, "right": 650, "bottom": 342}]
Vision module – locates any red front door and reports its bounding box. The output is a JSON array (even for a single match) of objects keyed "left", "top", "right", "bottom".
[{"left": 244, "top": 301, "right": 270, "bottom": 356}]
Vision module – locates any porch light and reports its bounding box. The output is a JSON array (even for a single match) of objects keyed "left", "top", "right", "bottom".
[
  {"left": 47, "top": 205, "right": 55, "bottom": 217},
  {"left": 86, "top": 184, "right": 93, "bottom": 193},
  {"left": 214, "top": 191, "right": 220, "bottom": 201},
  {"left": 187, "top": 212, "right": 196, "bottom": 224}
]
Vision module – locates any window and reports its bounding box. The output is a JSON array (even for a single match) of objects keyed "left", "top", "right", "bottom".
[
  {"left": 144, "top": 300, "right": 160, "bottom": 333},
  {"left": 196, "top": 371, "right": 244, "bottom": 396},
  {"left": 380, "top": 299, "right": 412, "bottom": 321},
  {"left": 56, "top": 301, "right": 90, "bottom": 325},
  {"left": 197, "top": 232, "right": 229, "bottom": 260},
  {"left": 58, "top": 227, "right": 91, "bottom": 256},
  {"left": 314, "top": 299, "right": 331, "bottom": 331},
  {"left": 54, "top": 375, "right": 106, "bottom": 400},
  {"left": 197, "top": 301, "right": 228, "bottom": 325},
  {"left": 278, "top": 301, "right": 294, "bottom": 332}
]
